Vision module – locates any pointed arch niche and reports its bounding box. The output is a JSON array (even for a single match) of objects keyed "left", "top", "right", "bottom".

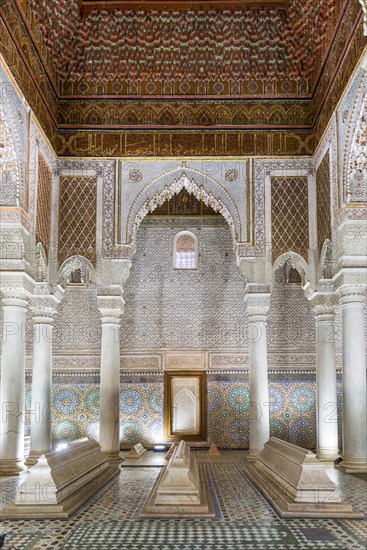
[{"left": 125, "top": 169, "right": 242, "bottom": 247}]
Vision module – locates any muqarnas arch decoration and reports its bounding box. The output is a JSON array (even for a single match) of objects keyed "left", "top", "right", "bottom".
[{"left": 126, "top": 169, "right": 242, "bottom": 247}]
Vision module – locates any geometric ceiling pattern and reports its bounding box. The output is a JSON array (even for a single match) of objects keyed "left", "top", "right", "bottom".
[
  {"left": 24, "top": 0, "right": 345, "bottom": 98},
  {"left": 0, "top": 0, "right": 366, "bottom": 156},
  {"left": 27, "top": 0, "right": 342, "bottom": 97}
]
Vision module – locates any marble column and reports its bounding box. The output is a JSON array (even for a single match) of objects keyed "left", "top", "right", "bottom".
[
  {"left": 339, "top": 285, "right": 367, "bottom": 473},
  {"left": 97, "top": 296, "right": 124, "bottom": 462},
  {"left": 0, "top": 290, "right": 28, "bottom": 475},
  {"left": 26, "top": 302, "right": 58, "bottom": 466},
  {"left": 245, "top": 288, "right": 271, "bottom": 461},
  {"left": 311, "top": 292, "right": 339, "bottom": 461}
]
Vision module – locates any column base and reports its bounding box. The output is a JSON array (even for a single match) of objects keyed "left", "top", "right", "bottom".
[
  {"left": 0, "top": 459, "right": 27, "bottom": 476},
  {"left": 25, "top": 450, "right": 50, "bottom": 467},
  {"left": 316, "top": 449, "right": 340, "bottom": 462},
  {"left": 247, "top": 448, "right": 263, "bottom": 462},
  {"left": 102, "top": 450, "right": 123, "bottom": 464},
  {"left": 336, "top": 456, "right": 367, "bottom": 474}
]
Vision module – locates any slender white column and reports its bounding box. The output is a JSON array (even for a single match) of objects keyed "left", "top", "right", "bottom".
[
  {"left": 97, "top": 296, "right": 124, "bottom": 462},
  {"left": 26, "top": 309, "right": 55, "bottom": 465},
  {"left": 312, "top": 294, "right": 339, "bottom": 461},
  {"left": 245, "top": 290, "right": 270, "bottom": 461},
  {"left": 0, "top": 290, "right": 28, "bottom": 475},
  {"left": 339, "top": 285, "right": 367, "bottom": 473}
]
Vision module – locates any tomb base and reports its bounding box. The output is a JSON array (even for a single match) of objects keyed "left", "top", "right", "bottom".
[
  {"left": 140, "top": 440, "right": 215, "bottom": 518},
  {"left": 2, "top": 438, "right": 120, "bottom": 519},
  {"left": 244, "top": 438, "right": 363, "bottom": 519}
]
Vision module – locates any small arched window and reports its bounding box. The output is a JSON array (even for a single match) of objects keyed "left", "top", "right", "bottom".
[{"left": 173, "top": 231, "right": 198, "bottom": 270}]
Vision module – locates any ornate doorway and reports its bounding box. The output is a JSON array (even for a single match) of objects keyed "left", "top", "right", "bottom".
[{"left": 164, "top": 371, "right": 207, "bottom": 441}]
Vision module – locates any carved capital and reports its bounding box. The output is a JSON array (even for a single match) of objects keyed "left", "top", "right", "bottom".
[
  {"left": 31, "top": 311, "right": 56, "bottom": 326},
  {"left": 310, "top": 292, "right": 339, "bottom": 321},
  {"left": 97, "top": 295, "right": 125, "bottom": 323},
  {"left": 30, "top": 292, "right": 62, "bottom": 325},
  {"left": 1, "top": 287, "right": 28, "bottom": 309},
  {"left": 339, "top": 284, "right": 367, "bottom": 306},
  {"left": 334, "top": 267, "right": 367, "bottom": 290},
  {"left": 244, "top": 286, "right": 271, "bottom": 322}
]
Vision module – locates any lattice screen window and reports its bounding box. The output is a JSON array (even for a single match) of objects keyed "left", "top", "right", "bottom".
[
  {"left": 58, "top": 176, "right": 97, "bottom": 265},
  {"left": 316, "top": 151, "right": 331, "bottom": 250},
  {"left": 271, "top": 176, "right": 309, "bottom": 261},
  {"left": 36, "top": 153, "right": 52, "bottom": 258}
]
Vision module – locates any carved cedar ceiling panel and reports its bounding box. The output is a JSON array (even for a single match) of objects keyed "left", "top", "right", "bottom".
[
  {"left": 58, "top": 176, "right": 97, "bottom": 265},
  {"left": 0, "top": 0, "right": 365, "bottom": 156},
  {"left": 271, "top": 176, "right": 309, "bottom": 261},
  {"left": 36, "top": 153, "right": 52, "bottom": 258},
  {"left": 316, "top": 150, "right": 331, "bottom": 251},
  {"left": 22, "top": 0, "right": 343, "bottom": 96}
]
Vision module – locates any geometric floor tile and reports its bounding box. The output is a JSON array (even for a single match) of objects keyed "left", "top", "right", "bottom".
[
  {"left": 299, "top": 527, "right": 337, "bottom": 541},
  {"left": 62, "top": 522, "right": 300, "bottom": 549},
  {"left": 0, "top": 452, "right": 366, "bottom": 550}
]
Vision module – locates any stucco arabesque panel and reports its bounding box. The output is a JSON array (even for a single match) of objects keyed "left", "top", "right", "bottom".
[{"left": 121, "top": 159, "right": 247, "bottom": 245}]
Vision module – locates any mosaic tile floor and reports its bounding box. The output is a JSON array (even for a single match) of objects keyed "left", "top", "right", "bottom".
[{"left": 0, "top": 451, "right": 366, "bottom": 549}]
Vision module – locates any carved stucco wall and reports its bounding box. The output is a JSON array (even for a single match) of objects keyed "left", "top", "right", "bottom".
[
  {"left": 337, "top": 65, "right": 366, "bottom": 206},
  {"left": 50, "top": 218, "right": 319, "bottom": 362},
  {"left": 268, "top": 269, "right": 315, "bottom": 354},
  {"left": 53, "top": 285, "right": 101, "bottom": 353},
  {"left": 0, "top": 63, "right": 28, "bottom": 209},
  {"left": 121, "top": 219, "right": 247, "bottom": 350}
]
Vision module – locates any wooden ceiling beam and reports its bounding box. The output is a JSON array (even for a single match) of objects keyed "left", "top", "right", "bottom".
[{"left": 79, "top": 0, "right": 289, "bottom": 15}]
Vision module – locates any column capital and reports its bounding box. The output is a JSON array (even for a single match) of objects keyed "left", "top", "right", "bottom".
[
  {"left": 333, "top": 268, "right": 367, "bottom": 291},
  {"left": 30, "top": 307, "right": 57, "bottom": 325},
  {"left": 0, "top": 288, "right": 28, "bottom": 309},
  {"left": 97, "top": 295, "right": 125, "bottom": 323},
  {"left": 244, "top": 286, "right": 271, "bottom": 322},
  {"left": 339, "top": 284, "right": 366, "bottom": 306},
  {"left": 30, "top": 285, "right": 64, "bottom": 324},
  {"left": 310, "top": 291, "right": 339, "bottom": 320}
]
